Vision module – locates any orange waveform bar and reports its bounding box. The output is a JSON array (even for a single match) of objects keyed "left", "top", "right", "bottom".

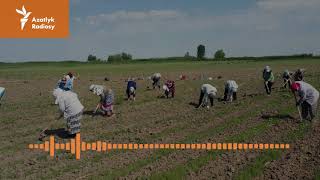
[
  {"left": 28, "top": 133, "right": 291, "bottom": 160},
  {"left": 76, "top": 133, "right": 81, "bottom": 160},
  {"left": 71, "top": 139, "right": 75, "bottom": 154},
  {"left": 49, "top": 136, "right": 54, "bottom": 158}
]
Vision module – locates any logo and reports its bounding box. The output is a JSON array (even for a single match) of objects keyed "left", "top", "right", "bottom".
[
  {"left": 16, "top": 5, "right": 32, "bottom": 30},
  {"left": 0, "top": 0, "right": 69, "bottom": 38}
]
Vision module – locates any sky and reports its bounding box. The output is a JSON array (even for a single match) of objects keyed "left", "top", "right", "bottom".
[{"left": 0, "top": 0, "right": 320, "bottom": 62}]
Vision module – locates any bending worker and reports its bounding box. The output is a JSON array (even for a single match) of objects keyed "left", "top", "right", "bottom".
[
  {"left": 291, "top": 81, "right": 319, "bottom": 121},
  {"left": 196, "top": 84, "right": 218, "bottom": 109},
  {"left": 224, "top": 80, "right": 238, "bottom": 102},
  {"left": 263, "top": 66, "right": 275, "bottom": 95}
]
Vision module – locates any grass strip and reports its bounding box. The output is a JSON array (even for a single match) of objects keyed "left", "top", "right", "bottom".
[
  {"left": 95, "top": 96, "right": 280, "bottom": 179},
  {"left": 149, "top": 118, "right": 281, "bottom": 180},
  {"left": 235, "top": 121, "right": 311, "bottom": 180},
  {"left": 148, "top": 98, "right": 294, "bottom": 179}
]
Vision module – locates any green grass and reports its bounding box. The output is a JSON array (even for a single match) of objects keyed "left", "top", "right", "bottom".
[
  {"left": 315, "top": 170, "right": 320, "bottom": 180},
  {"left": 235, "top": 122, "right": 311, "bottom": 180},
  {"left": 149, "top": 117, "right": 281, "bottom": 180},
  {"left": 147, "top": 93, "right": 297, "bottom": 179},
  {"left": 236, "top": 151, "right": 282, "bottom": 180},
  {"left": 90, "top": 95, "right": 276, "bottom": 179},
  {"left": 233, "top": 78, "right": 319, "bottom": 180}
]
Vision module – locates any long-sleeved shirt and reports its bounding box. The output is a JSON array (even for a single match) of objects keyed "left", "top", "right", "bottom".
[
  {"left": 152, "top": 73, "right": 161, "bottom": 81},
  {"left": 127, "top": 81, "right": 137, "bottom": 90},
  {"left": 225, "top": 80, "right": 238, "bottom": 92},
  {"left": 0, "top": 87, "right": 5, "bottom": 99},
  {"left": 296, "top": 81, "right": 319, "bottom": 105},
  {"left": 165, "top": 80, "right": 175, "bottom": 91},
  {"left": 56, "top": 80, "right": 66, "bottom": 90},
  {"left": 90, "top": 84, "right": 106, "bottom": 96},
  {"left": 100, "top": 90, "right": 114, "bottom": 106},
  {"left": 64, "top": 77, "right": 74, "bottom": 91},
  {"left": 263, "top": 71, "right": 275, "bottom": 82},
  {"left": 282, "top": 71, "right": 291, "bottom": 79},
  {"left": 57, "top": 91, "right": 84, "bottom": 119},
  {"left": 201, "top": 84, "right": 217, "bottom": 96}
]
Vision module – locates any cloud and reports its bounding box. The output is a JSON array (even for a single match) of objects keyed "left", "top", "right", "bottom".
[
  {"left": 1, "top": 0, "right": 320, "bottom": 62},
  {"left": 257, "top": 0, "right": 320, "bottom": 10},
  {"left": 86, "top": 10, "right": 186, "bottom": 25},
  {"left": 71, "top": 0, "right": 81, "bottom": 4},
  {"left": 71, "top": 1, "right": 320, "bottom": 59}
]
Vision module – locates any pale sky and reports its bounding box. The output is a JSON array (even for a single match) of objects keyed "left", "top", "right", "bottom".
[{"left": 0, "top": 0, "right": 320, "bottom": 62}]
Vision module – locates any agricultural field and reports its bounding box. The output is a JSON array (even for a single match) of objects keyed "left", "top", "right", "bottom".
[{"left": 0, "top": 59, "right": 319, "bottom": 179}]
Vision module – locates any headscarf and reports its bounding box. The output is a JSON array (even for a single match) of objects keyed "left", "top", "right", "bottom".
[
  {"left": 264, "top": 66, "right": 271, "bottom": 72},
  {"left": 89, "top": 84, "right": 106, "bottom": 96},
  {"left": 163, "top": 85, "right": 169, "bottom": 91},
  {"left": 0, "top": 87, "right": 5, "bottom": 100},
  {"left": 129, "top": 86, "right": 135, "bottom": 93},
  {"left": 53, "top": 88, "right": 64, "bottom": 104},
  {"left": 291, "top": 82, "right": 301, "bottom": 91}
]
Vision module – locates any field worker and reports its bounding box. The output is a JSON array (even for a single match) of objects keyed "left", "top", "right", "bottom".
[
  {"left": 164, "top": 80, "right": 175, "bottom": 98},
  {"left": 180, "top": 75, "right": 187, "bottom": 80},
  {"left": 89, "top": 84, "right": 105, "bottom": 96},
  {"left": 262, "top": 66, "right": 275, "bottom": 95},
  {"left": 56, "top": 76, "right": 66, "bottom": 90},
  {"left": 196, "top": 84, "right": 218, "bottom": 109},
  {"left": 126, "top": 78, "right": 137, "bottom": 101},
  {"left": 291, "top": 82, "right": 319, "bottom": 121},
  {"left": 90, "top": 85, "right": 115, "bottom": 117},
  {"left": 282, "top": 70, "right": 292, "bottom": 89},
  {"left": 64, "top": 72, "right": 76, "bottom": 91},
  {"left": 224, "top": 80, "right": 238, "bottom": 102},
  {"left": 0, "top": 87, "right": 5, "bottom": 104},
  {"left": 293, "top": 69, "right": 305, "bottom": 81},
  {"left": 151, "top": 73, "right": 161, "bottom": 89},
  {"left": 53, "top": 90, "right": 84, "bottom": 137}
]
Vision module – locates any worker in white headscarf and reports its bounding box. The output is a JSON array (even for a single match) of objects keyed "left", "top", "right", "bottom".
[
  {"left": 224, "top": 80, "right": 238, "bottom": 102},
  {"left": 262, "top": 66, "right": 275, "bottom": 95},
  {"left": 151, "top": 73, "right": 161, "bottom": 90},
  {"left": 0, "top": 87, "right": 5, "bottom": 104},
  {"left": 196, "top": 84, "right": 218, "bottom": 109},
  {"left": 90, "top": 84, "right": 115, "bottom": 117},
  {"left": 53, "top": 90, "right": 84, "bottom": 137}
]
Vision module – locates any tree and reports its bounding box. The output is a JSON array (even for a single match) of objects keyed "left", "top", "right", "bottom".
[
  {"left": 197, "top": 45, "right": 205, "bottom": 59},
  {"left": 87, "top": 54, "right": 97, "bottom": 62},
  {"left": 107, "top": 52, "right": 133, "bottom": 62},
  {"left": 121, "top": 52, "right": 133, "bottom": 60},
  {"left": 214, "top": 49, "right": 226, "bottom": 60}
]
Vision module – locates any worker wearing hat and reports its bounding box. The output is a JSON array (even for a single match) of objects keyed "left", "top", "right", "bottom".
[
  {"left": 282, "top": 70, "right": 292, "bottom": 89},
  {"left": 196, "top": 84, "right": 218, "bottom": 109},
  {"left": 224, "top": 80, "right": 238, "bottom": 102},
  {"left": 263, "top": 66, "right": 275, "bottom": 95},
  {"left": 291, "top": 81, "right": 319, "bottom": 121},
  {"left": 0, "top": 87, "right": 5, "bottom": 104},
  {"left": 126, "top": 78, "right": 137, "bottom": 101}
]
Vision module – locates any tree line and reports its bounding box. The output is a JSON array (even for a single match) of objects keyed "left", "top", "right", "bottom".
[
  {"left": 87, "top": 45, "right": 315, "bottom": 63},
  {"left": 87, "top": 52, "right": 133, "bottom": 63}
]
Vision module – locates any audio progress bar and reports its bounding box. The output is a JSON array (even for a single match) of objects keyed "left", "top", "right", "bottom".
[{"left": 28, "top": 133, "right": 290, "bottom": 160}]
